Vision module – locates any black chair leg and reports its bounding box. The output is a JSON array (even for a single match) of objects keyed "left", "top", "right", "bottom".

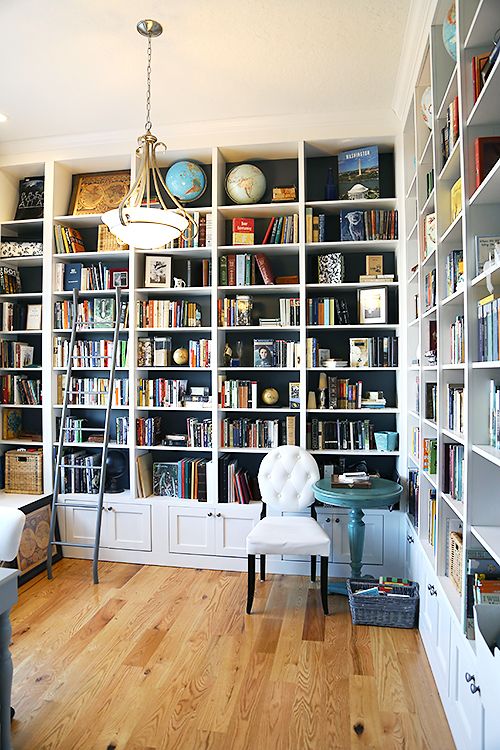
[
  {"left": 310, "top": 555, "right": 317, "bottom": 582},
  {"left": 260, "top": 554, "right": 266, "bottom": 581},
  {"left": 247, "top": 554, "right": 256, "bottom": 614},
  {"left": 320, "top": 556, "right": 329, "bottom": 615}
]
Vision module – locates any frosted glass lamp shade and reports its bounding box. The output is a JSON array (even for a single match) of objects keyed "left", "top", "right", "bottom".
[{"left": 102, "top": 207, "right": 189, "bottom": 249}]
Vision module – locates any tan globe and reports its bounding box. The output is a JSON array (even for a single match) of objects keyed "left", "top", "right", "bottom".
[
  {"left": 225, "top": 164, "right": 266, "bottom": 204},
  {"left": 173, "top": 347, "right": 189, "bottom": 365},
  {"left": 261, "top": 387, "right": 279, "bottom": 406}
]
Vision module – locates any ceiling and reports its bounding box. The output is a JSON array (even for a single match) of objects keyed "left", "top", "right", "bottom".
[{"left": 0, "top": 0, "right": 413, "bottom": 148}]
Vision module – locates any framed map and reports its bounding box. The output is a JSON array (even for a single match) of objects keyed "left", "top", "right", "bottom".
[
  {"left": 14, "top": 497, "right": 62, "bottom": 584},
  {"left": 68, "top": 170, "right": 131, "bottom": 215}
]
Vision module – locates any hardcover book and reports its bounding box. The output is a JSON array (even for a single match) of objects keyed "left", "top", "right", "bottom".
[
  {"left": 338, "top": 146, "right": 379, "bottom": 200},
  {"left": 64, "top": 263, "right": 83, "bottom": 291},
  {"left": 474, "top": 136, "right": 500, "bottom": 189},
  {"left": 93, "top": 298, "right": 115, "bottom": 328},
  {"left": 232, "top": 218, "right": 254, "bottom": 245},
  {"left": 153, "top": 461, "right": 178, "bottom": 497},
  {"left": 349, "top": 338, "right": 369, "bottom": 367},
  {"left": 340, "top": 210, "right": 365, "bottom": 242},
  {"left": 289, "top": 382, "right": 300, "bottom": 409},
  {"left": 254, "top": 339, "right": 274, "bottom": 367},
  {"left": 318, "top": 253, "right": 344, "bottom": 284}
]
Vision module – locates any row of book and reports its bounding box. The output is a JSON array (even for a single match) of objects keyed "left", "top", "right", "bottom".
[
  {"left": 250, "top": 338, "right": 300, "bottom": 368},
  {"left": 1, "top": 302, "right": 41, "bottom": 332},
  {"left": 218, "top": 379, "right": 259, "bottom": 410},
  {"left": 135, "top": 300, "right": 202, "bottom": 329},
  {"left": 447, "top": 384, "right": 464, "bottom": 435},
  {"left": 477, "top": 294, "right": 500, "bottom": 362},
  {"left": 0, "top": 375, "right": 41, "bottom": 405},
  {"left": 443, "top": 442, "right": 464, "bottom": 501},
  {"left": 219, "top": 253, "right": 279, "bottom": 286},
  {"left": 56, "top": 375, "right": 129, "bottom": 406},
  {"left": 488, "top": 380, "right": 500, "bottom": 451},
  {"left": 53, "top": 337, "right": 128, "bottom": 369},
  {"left": 427, "top": 489, "right": 437, "bottom": 550},
  {"left": 422, "top": 437, "right": 437, "bottom": 475},
  {"left": 261, "top": 215, "right": 299, "bottom": 245},
  {"left": 306, "top": 297, "right": 349, "bottom": 326},
  {"left": 60, "top": 451, "right": 100, "bottom": 494},
  {"left": 153, "top": 458, "right": 211, "bottom": 499},
  {"left": 0, "top": 267, "right": 21, "bottom": 294},
  {"left": 167, "top": 213, "right": 211, "bottom": 249},
  {"left": 324, "top": 377, "right": 363, "bottom": 410},
  {"left": 54, "top": 299, "right": 129, "bottom": 330},
  {"left": 54, "top": 262, "right": 128, "bottom": 292},
  {"left": 306, "top": 419, "right": 383, "bottom": 451},
  {"left": 340, "top": 210, "right": 398, "bottom": 242},
  {"left": 217, "top": 296, "right": 300, "bottom": 328},
  {"left": 54, "top": 225, "right": 85, "bottom": 254},
  {"left": 0, "top": 340, "right": 35, "bottom": 369},
  {"left": 220, "top": 416, "right": 296, "bottom": 449},
  {"left": 445, "top": 249, "right": 463, "bottom": 297},
  {"left": 306, "top": 336, "right": 399, "bottom": 368},
  {"left": 424, "top": 269, "right": 436, "bottom": 311},
  {"left": 219, "top": 454, "right": 261, "bottom": 503},
  {"left": 449, "top": 315, "right": 465, "bottom": 364},
  {"left": 305, "top": 210, "right": 327, "bottom": 243},
  {"left": 137, "top": 336, "right": 210, "bottom": 369},
  {"left": 425, "top": 382, "right": 437, "bottom": 422},
  {"left": 440, "top": 95, "right": 459, "bottom": 167},
  {"left": 137, "top": 378, "right": 190, "bottom": 408},
  {"left": 136, "top": 416, "right": 212, "bottom": 448},
  {"left": 411, "top": 427, "right": 420, "bottom": 461}
]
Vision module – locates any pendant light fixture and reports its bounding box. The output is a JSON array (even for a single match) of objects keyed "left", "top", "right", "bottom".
[{"left": 102, "top": 19, "right": 196, "bottom": 249}]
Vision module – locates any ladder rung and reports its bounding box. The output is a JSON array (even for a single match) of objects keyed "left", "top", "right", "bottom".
[
  {"left": 54, "top": 501, "right": 99, "bottom": 509},
  {"left": 59, "top": 464, "right": 102, "bottom": 470},
  {"left": 54, "top": 541, "right": 96, "bottom": 549},
  {"left": 68, "top": 390, "right": 110, "bottom": 395},
  {"left": 63, "top": 427, "right": 106, "bottom": 432}
]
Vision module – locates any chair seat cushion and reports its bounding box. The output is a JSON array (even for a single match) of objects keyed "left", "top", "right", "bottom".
[{"left": 246, "top": 516, "right": 330, "bottom": 556}]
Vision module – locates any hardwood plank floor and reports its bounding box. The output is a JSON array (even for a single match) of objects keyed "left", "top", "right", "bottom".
[{"left": 9, "top": 560, "right": 455, "bottom": 750}]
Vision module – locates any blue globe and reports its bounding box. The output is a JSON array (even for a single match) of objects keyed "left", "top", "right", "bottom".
[
  {"left": 442, "top": 2, "right": 456, "bottom": 61},
  {"left": 165, "top": 160, "right": 207, "bottom": 204}
]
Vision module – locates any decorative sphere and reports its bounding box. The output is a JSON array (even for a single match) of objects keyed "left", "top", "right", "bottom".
[
  {"left": 442, "top": 2, "right": 457, "bottom": 61},
  {"left": 421, "top": 86, "right": 433, "bottom": 129},
  {"left": 173, "top": 347, "right": 189, "bottom": 365},
  {"left": 225, "top": 164, "right": 266, "bottom": 204},
  {"left": 261, "top": 387, "right": 279, "bottom": 406},
  {"left": 165, "top": 161, "right": 207, "bottom": 203}
]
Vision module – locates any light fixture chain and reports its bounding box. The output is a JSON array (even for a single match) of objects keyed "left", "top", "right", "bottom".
[{"left": 145, "top": 34, "right": 152, "bottom": 132}]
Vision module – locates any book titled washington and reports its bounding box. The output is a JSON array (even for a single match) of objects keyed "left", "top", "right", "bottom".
[{"left": 338, "top": 145, "right": 379, "bottom": 200}]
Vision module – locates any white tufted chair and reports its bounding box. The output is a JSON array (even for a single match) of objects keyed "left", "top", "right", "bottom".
[
  {"left": 0, "top": 507, "right": 25, "bottom": 565},
  {"left": 246, "top": 445, "right": 330, "bottom": 615}
]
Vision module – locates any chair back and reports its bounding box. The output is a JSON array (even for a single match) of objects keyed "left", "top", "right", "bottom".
[
  {"left": 0, "top": 507, "right": 25, "bottom": 563},
  {"left": 258, "top": 446, "right": 320, "bottom": 512}
]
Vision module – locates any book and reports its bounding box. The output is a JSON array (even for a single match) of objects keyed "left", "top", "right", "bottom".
[
  {"left": 331, "top": 473, "right": 372, "bottom": 489},
  {"left": 474, "top": 136, "right": 500, "bottom": 189},
  {"left": 26, "top": 304, "right": 42, "bottom": 330},
  {"left": 423, "top": 213, "right": 437, "bottom": 259},
  {"left": 450, "top": 177, "right": 462, "bottom": 220},
  {"left": 2, "top": 407, "right": 22, "bottom": 439},
  {"left": 254, "top": 339, "right": 274, "bottom": 367},
  {"left": 254, "top": 253, "right": 275, "bottom": 285},
  {"left": 64, "top": 263, "right": 83, "bottom": 291},
  {"left": 340, "top": 210, "right": 365, "bottom": 241},
  {"left": 232, "top": 218, "right": 254, "bottom": 245},
  {"left": 93, "top": 298, "right": 115, "bottom": 328},
  {"left": 350, "top": 338, "right": 369, "bottom": 367},
  {"left": 338, "top": 145, "right": 379, "bottom": 200},
  {"left": 366, "top": 255, "right": 383, "bottom": 275},
  {"left": 289, "top": 382, "right": 300, "bottom": 409}
]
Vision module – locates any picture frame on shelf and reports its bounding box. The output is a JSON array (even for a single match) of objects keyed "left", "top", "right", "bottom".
[
  {"left": 144, "top": 256, "right": 172, "bottom": 288},
  {"left": 14, "top": 176, "right": 44, "bottom": 220},
  {"left": 8, "top": 496, "right": 62, "bottom": 586},
  {"left": 254, "top": 339, "right": 274, "bottom": 367},
  {"left": 68, "top": 170, "right": 131, "bottom": 215},
  {"left": 474, "top": 235, "right": 500, "bottom": 277},
  {"left": 111, "top": 269, "right": 129, "bottom": 289},
  {"left": 358, "top": 286, "right": 387, "bottom": 325}
]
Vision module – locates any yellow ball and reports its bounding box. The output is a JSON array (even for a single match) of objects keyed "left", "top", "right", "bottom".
[
  {"left": 173, "top": 347, "right": 189, "bottom": 365},
  {"left": 261, "top": 387, "right": 279, "bottom": 406}
]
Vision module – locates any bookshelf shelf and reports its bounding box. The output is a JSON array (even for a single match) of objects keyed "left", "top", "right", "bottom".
[
  {"left": 306, "top": 366, "right": 399, "bottom": 371},
  {"left": 219, "top": 366, "right": 299, "bottom": 372},
  {"left": 408, "top": 317, "right": 420, "bottom": 328},
  {"left": 219, "top": 407, "right": 296, "bottom": 413},
  {"left": 139, "top": 446, "right": 212, "bottom": 453},
  {"left": 471, "top": 444, "right": 500, "bottom": 467},
  {"left": 439, "top": 212, "right": 462, "bottom": 243},
  {"left": 408, "top": 453, "right": 419, "bottom": 467},
  {"left": 464, "top": 0, "right": 498, "bottom": 48},
  {"left": 405, "top": 171, "right": 417, "bottom": 199},
  {"left": 306, "top": 282, "right": 399, "bottom": 291},
  {"left": 471, "top": 261, "right": 500, "bottom": 287},
  {"left": 437, "top": 138, "right": 461, "bottom": 183},
  {"left": 422, "top": 419, "right": 437, "bottom": 430},
  {"left": 406, "top": 219, "right": 418, "bottom": 242},
  {"left": 217, "top": 244, "right": 298, "bottom": 256},
  {"left": 441, "top": 428, "right": 465, "bottom": 444},
  {"left": 422, "top": 305, "right": 437, "bottom": 319},
  {"left": 309, "top": 449, "right": 400, "bottom": 456},
  {"left": 306, "top": 324, "right": 398, "bottom": 330},
  {"left": 54, "top": 289, "right": 130, "bottom": 298},
  {"left": 217, "top": 284, "right": 299, "bottom": 295},
  {"left": 218, "top": 325, "right": 298, "bottom": 331},
  {"left": 53, "top": 251, "right": 130, "bottom": 262},
  {"left": 305, "top": 240, "right": 398, "bottom": 252},
  {"left": 0, "top": 256, "right": 43, "bottom": 267},
  {"left": 407, "top": 267, "right": 419, "bottom": 284},
  {"left": 422, "top": 470, "right": 438, "bottom": 489},
  {"left": 0, "top": 440, "right": 43, "bottom": 446},
  {"left": 441, "top": 492, "right": 464, "bottom": 521},
  {"left": 471, "top": 361, "right": 500, "bottom": 369},
  {"left": 0, "top": 292, "right": 42, "bottom": 300},
  {"left": 436, "top": 64, "right": 458, "bottom": 119},
  {"left": 420, "top": 188, "right": 435, "bottom": 216},
  {"left": 136, "top": 327, "right": 211, "bottom": 333},
  {"left": 408, "top": 410, "right": 420, "bottom": 420},
  {"left": 419, "top": 130, "right": 433, "bottom": 165},
  {"left": 466, "top": 53, "right": 500, "bottom": 127},
  {"left": 1, "top": 218, "right": 43, "bottom": 228},
  {"left": 307, "top": 408, "right": 399, "bottom": 414},
  {"left": 136, "top": 287, "right": 210, "bottom": 296},
  {"left": 442, "top": 363, "right": 465, "bottom": 370},
  {"left": 470, "top": 525, "right": 500, "bottom": 566},
  {"left": 421, "top": 248, "right": 436, "bottom": 267},
  {"left": 305, "top": 198, "right": 397, "bottom": 212},
  {"left": 135, "top": 247, "right": 211, "bottom": 259},
  {"left": 136, "top": 406, "right": 212, "bottom": 412},
  {"left": 218, "top": 202, "right": 299, "bottom": 218},
  {"left": 0, "top": 367, "right": 42, "bottom": 372},
  {"left": 0, "top": 404, "right": 41, "bottom": 409},
  {"left": 441, "top": 288, "right": 464, "bottom": 306},
  {"left": 469, "top": 154, "right": 500, "bottom": 207},
  {"left": 422, "top": 365, "right": 437, "bottom": 371}
]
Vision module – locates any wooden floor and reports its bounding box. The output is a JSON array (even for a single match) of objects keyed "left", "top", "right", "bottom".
[{"left": 9, "top": 559, "right": 455, "bottom": 750}]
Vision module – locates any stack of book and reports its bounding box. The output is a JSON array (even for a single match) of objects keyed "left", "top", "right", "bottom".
[
  {"left": 477, "top": 293, "right": 500, "bottom": 361},
  {"left": 340, "top": 210, "right": 398, "bottom": 242},
  {"left": 220, "top": 416, "right": 295, "bottom": 449},
  {"left": 447, "top": 384, "right": 464, "bottom": 434},
  {"left": 56, "top": 375, "right": 129, "bottom": 406},
  {"left": 440, "top": 95, "right": 459, "bottom": 166},
  {"left": 220, "top": 254, "right": 257, "bottom": 286},
  {"left": 0, "top": 375, "right": 41, "bottom": 405},
  {"left": 252, "top": 338, "right": 300, "bottom": 368},
  {"left": 1, "top": 302, "right": 40, "bottom": 332},
  {"left": 0, "top": 340, "right": 35, "bottom": 368},
  {"left": 60, "top": 451, "right": 100, "bottom": 494},
  {"left": 424, "top": 269, "right": 436, "bottom": 311},
  {"left": 219, "top": 378, "right": 258, "bottom": 409},
  {"left": 325, "top": 376, "right": 363, "bottom": 410},
  {"left": 331, "top": 471, "right": 372, "bottom": 488},
  {"left": 306, "top": 418, "right": 376, "bottom": 451},
  {"left": 422, "top": 437, "right": 437, "bottom": 474},
  {"left": 444, "top": 442, "right": 464, "bottom": 501},
  {"left": 488, "top": 380, "right": 500, "bottom": 450},
  {"left": 115, "top": 416, "right": 129, "bottom": 445},
  {"left": 427, "top": 489, "right": 437, "bottom": 549},
  {"left": 218, "top": 455, "right": 261, "bottom": 503},
  {"left": 53, "top": 337, "right": 128, "bottom": 368},
  {"left": 349, "top": 337, "right": 399, "bottom": 368},
  {"left": 54, "top": 262, "right": 129, "bottom": 292},
  {"left": 136, "top": 416, "right": 162, "bottom": 446},
  {"left": 54, "top": 298, "right": 129, "bottom": 330},
  {"left": 262, "top": 215, "right": 299, "bottom": 244},
  {"left": 445, "top": 249, "right": 464, "bottom": 296},
  {"left": 136, "top": 300, "right": 202, "bottom": 329},
  {"left": 153, "top": 458, "right": 212, "bottom": 499},
  {"left": 306, "top": 298, "right": 349, "bottom": 326},
  {"left": 450, "top": 315, "right": 465, "bottom": 364}
]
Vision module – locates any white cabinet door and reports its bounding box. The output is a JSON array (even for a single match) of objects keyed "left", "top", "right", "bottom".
[
  {"left": 168, "top": 505, "right": 215, "bottom": 555},
  {"left": 405, "top": 523, "right": 418, "bottom": 581},
  {"left": 448, "top": 623, "right": 485, "bottom": 750},
  {"left": 214, "top": 505, "right": 258, "bottom": 557},
  {"left": 331, "top": 512, "right": 384, "bottom": 566},
  {"left": 418, "top": 560, "right": 451, "bottom": 701},
  {"left": 318, "top": 513, "right": 334, "bottom": 562},
  {"left": 65, "top": 505, "right": 96, "bottom": 546},
  {"left": 103, "top": 503, "right": 151, "bottom": 551}
]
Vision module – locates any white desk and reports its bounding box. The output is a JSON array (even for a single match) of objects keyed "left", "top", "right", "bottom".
[{"left": 0, "top": 569, "right": 18, "bottom": 750}]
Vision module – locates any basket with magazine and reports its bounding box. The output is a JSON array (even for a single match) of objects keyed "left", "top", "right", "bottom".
[{"left": 347, "top": 578, "right": 419, "bottom": 629}]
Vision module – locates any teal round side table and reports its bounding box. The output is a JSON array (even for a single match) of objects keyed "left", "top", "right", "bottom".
[{"left": 313, "top": 477, "right": 403, "bottom": 595}]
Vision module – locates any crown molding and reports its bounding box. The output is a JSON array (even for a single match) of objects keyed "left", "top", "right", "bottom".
[
  {"left": 392, "top": 0, "right": 438, "bottom": 123},
  {"left": 0, "top": 108, "right": 399, "bottom": 162}
]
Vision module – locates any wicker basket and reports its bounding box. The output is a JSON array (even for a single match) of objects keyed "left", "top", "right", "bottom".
[
  {"left": 5, "top": 448, "right": 43, "bottom": 494},
  {"left": 347, "top": 579, "right": 419, "bottom": 628},
  {"left": 97, "top": 224, "right": 128, "bottom": 253},
  {"left": 448, "top": 531, "right": 463, "bottom": 592}
]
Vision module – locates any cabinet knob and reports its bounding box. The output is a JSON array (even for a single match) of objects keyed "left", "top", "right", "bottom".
[
  {"left": 325, "top": 517, "right": 331, "bottom": 523},
  {"left": 465, "top": 672, "right": 474, "bottom": 683},
  {"left": 470, "top": 683, "right": 481, "bottom": 695},
  {"left": 407, "top": 535, "right": 414, "bottom": 543},
  {"left": 428, "top": 584, "right": 437, "bottom": 596},
  {"left": 334, "top": 518, "right": 340, "bottom": 523},
  {"left": 207, "top": 512, "right": 213, "bottom": 517},
  {"left": 108, "top": 506, "right": 114, "bottom": 512},
  {"left": 216, "top": 513, "right": 222, "bottom": 518}
]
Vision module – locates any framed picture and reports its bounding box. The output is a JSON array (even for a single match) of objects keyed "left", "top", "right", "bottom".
[
  {"left": 254, "top": 339, "right": 274, "bottom": 367},
  {"left": 111, "top": 269, "right": 129, "bottom": 289},
  {"left": 358, "top": 287, "right": 387, "bottom": 325},
  {"left": 475, "top": 235, "right": 500, "bottom": 277},
  {"left": 8, "top": 496, "right": 62, "bottom": 585},
  {"left": 144, "top": 256, "right": 172, "bottom": 288},
  {"left": 68, "top": 170, "right": 131, "bottom": 216},
  {"left": 14, "top": 176, "right": 44, "bottom": 220}
]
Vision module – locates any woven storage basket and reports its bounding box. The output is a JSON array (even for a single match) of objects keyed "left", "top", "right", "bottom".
[
  {"left": 347, "top": 579, "right": 419, "bottom": 628},
  {"left": 5, "top": 448, "right": 43, "bottom": 494},
  {"left": 97, "top": 224, "right": 128, "bottom": 253},
  {"left": 448, "top": 531, "right": 463, "bottom": 592}
]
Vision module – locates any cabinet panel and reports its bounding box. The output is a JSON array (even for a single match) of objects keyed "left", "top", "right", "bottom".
[
  {"left": 448, "top": 624, "right": 484, "bottom": 750},
  {"left": 331, "top": 512, "right": 384, "bottom": 566},
  {"left": 104, "top": 504, "right": 151, "bottom": 551},
  {"left": 215, "top": 506, "right": 257, "bottom": 557},
  {"left": 168, "top": 506, "right": 215, "bottom": 555},
  {"left": 65, "top": 506, "right": 96, "bottom": 545}
]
